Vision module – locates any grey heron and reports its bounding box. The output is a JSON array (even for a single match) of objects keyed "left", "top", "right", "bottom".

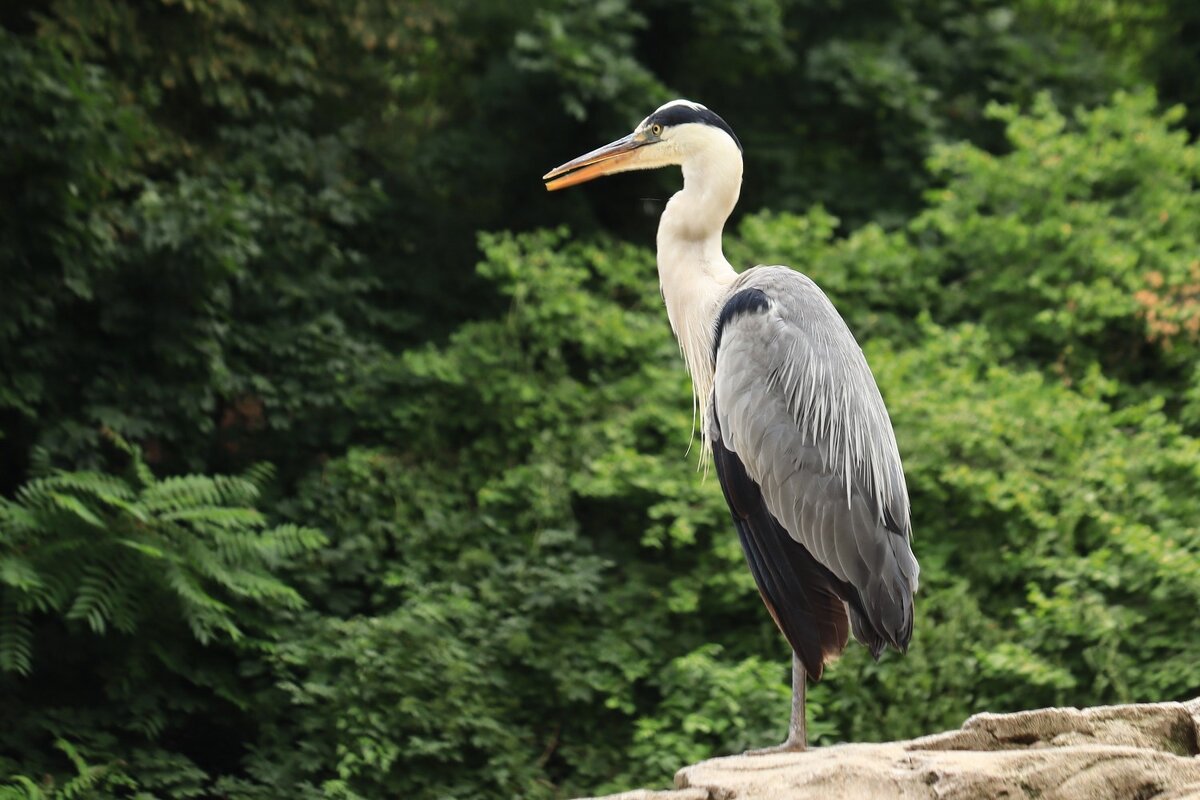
[{"left": 543, "top": 100, "right": 919, "bottom": 752}]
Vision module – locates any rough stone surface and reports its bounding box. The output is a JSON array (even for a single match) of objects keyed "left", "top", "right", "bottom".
[{"left": 578, "top": 698, "right": 1200, "bottom": 800}]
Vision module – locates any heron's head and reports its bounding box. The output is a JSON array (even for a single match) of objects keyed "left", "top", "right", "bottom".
[{"left": 543, "top": 99, "right": 742, "bottom": 191}]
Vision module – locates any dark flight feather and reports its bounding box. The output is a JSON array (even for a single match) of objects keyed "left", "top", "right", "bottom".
[{"left": 712, "top": 426, "right": 855, "bottom": 681}]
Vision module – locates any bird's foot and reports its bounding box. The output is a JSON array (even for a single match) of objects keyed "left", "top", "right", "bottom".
[{"left": 743, "top": 737, "right": 807, "bottom": 756}]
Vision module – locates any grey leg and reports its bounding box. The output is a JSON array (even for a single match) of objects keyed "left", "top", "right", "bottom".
[
  {"left": 785, "top": 650, "right": 807, "bottom": 749},
  {"left": 745, "top": 651, "right": 808, "bottom": 754}
]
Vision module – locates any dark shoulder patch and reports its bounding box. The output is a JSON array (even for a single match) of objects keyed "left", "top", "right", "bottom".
[
  {"left": 713, "top": 288, "right": 769, "bottom": 358},
  {"left": 649, "top": 105, "right": 743, "bottom": 152}
]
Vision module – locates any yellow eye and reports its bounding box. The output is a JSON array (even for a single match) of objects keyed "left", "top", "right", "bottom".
[{"left": 651, "top": 123, "right": 663, "bottom": 136}]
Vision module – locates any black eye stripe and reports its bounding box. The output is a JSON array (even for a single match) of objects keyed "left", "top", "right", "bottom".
[{"left": 647, "top": 105, "right": 742, "bottom": 152}]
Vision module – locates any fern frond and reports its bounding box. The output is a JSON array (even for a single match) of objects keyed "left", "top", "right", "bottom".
[
  {"left": 241, "top": 461, "right": 276, "bottom": 488},
  {"left": 90, "top": 493, "right": 148, "bottom": 522},
  {"left": 104, "top": 556, "right": 141, "bottom": 635},
  {"left": 117, "top": 538, "right": 167, "bottom": 560},
  {"left": 66, "top": 564, "right": 120, "bottom": 634},
  {"left": 209, "top": 568, "right": 305, "bottom": 609},
  {"left": 13, "top": 476, "right": 54, "bottom": 507},
  {"left": 0, "top": 556, "right": 44, "bottom": 593},
  {"left": 0, "top": 774, "right": 45, "bottom": 800},
  {"left": 98, "top": 428, "right": 153, "bottom": 489},
  {"left": 47, "top": 493, "right": 106, "bottom": 529},
  {"left": 209, "top": 473, "right": 261, "bottom": 506},
  {"left": 142, "top": 475, "right": 227, "bottom": 511},
  {"left": 130, "top": 446, "right": 156, "bottom": 489},
  {"left": 176, "top": 538, "right": 236, "bottom": 583},
  {"left": 143, "top": 474, "right": 260, "bottom": 510},
  {"left": 161, "top": 506, "right": 265, "bottom": 530},
  {"left": 257, "top": 524, "right": 328, "bottom": 561},
  {"left": 55, "top": 739, "right": 89, "bottom": 779},
  {"left": 17, "top": 569, "right": 74, "bottom": 613},
  {"left": 211, "top": 530, "right": 267, "bottom": 564},
  {"left": 165, "top": 565, "right": 241, "bottom": 644},
  {"left": 0, "top": 498, "right": 39, "bottom": 534},
  {"left": 39, "top": 471, "right": 132, "bottom": 500},
  {"left": 0, "top": 595, "right": 34, "bottom": 675},
  {"left": 3, "top": 440, "right": 325, "bottom": 670},
  {"left": 55, "top": 738, "right": 124, "bottom": 800},
  {"left": 0, "top": 556, "right": 58, "bottom": 616}
]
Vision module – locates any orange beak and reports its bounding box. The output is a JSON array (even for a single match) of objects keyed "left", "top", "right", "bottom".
[{"left": 543, "top": 133, "right": 648, "bottom": 191}]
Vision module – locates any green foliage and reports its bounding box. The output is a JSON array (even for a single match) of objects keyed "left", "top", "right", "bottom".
[
  {"left": 621, "top": 645, "right": 804, "bottom": 781},
  {"left": 0, "top": 24, "right": 389, "bottom": 474},
  {"left": 0, "top": 740, "right": 137, "bottom": 800},
  {"left": 918, "top": 91, "right": 1200, "bottom": 381},
  {"left": 513, "top": 0, "right": 667, "bottom": 120},
  {"left": 1, "top": 436, "right": 324, "bottom": 674},
  {"left": 0, "top": 437, "right": 323, "bottom": 796}
]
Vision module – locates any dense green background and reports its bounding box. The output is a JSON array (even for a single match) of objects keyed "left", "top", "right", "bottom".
[{"left": 3, "top": 1, "right": 1200, "bottom": 797}]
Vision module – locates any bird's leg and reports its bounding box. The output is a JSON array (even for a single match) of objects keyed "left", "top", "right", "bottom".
[
  {"left": 744, "top": 651, "right": 807, "bottom": 755},
  {"left": 786, "top": 650, "right": 808, "bottom": 749}
]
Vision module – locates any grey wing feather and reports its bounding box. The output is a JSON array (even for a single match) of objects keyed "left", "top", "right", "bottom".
[{"left": 710, "top": 266, "right": 919, "bottom": 652}]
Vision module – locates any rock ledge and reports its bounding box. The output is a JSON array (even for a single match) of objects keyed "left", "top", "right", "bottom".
[{"left": 580, "top": 698, "right": 1200, "bottom": 800}]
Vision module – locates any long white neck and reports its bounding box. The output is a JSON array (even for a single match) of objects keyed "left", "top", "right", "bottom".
[{"left": 656, "top": 143, "right": 742, "bottom": 453}]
